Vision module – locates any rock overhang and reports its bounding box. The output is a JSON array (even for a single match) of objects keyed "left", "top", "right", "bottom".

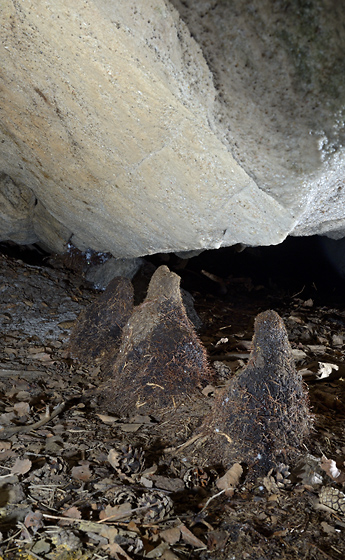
[{"left": 1, "top": 0, "right": 344, "bottom": 258}]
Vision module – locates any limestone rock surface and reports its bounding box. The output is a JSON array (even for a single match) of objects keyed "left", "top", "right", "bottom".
[{"left": 1, "top": 0, "right": 345, "bottom": 256}]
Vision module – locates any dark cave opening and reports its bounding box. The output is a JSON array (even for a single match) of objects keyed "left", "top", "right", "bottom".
[
  {"left": 1, "top": 235, "right": 345, "bottom": 306},
  {"left": 147, "top": 236, "right": 345, "bottom": 306}
]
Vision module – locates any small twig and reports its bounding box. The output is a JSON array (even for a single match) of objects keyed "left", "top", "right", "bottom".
[
  {"left": 165, "top": 433, "right": 207, "bottom": 453},
  {"left": 291, "top": 285, "right": 305, "bottom": 298},
  {"left": 43, "top": 502, "right": 161, "bottom": 526},
  {"left": 97, "top": 502, "right": 160, "bottom": 524},
  {"left": 0, "top": 402, "right": 66, "bottom": 439},
  {"left": 308, "top": 543, "right": 336, "bottom": 560},
  {"left": 200, "top": 489, "right": 226, "bottom": 513},
  {"left": 42, "top": 513, "right": 81, "bottom": 523},
  {"left": 0, "top": 528, "right": 22, "bottom": 545}
]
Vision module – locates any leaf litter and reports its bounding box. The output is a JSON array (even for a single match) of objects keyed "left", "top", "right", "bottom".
[{"left": 0, "top": 250, "right": 345, "bottom": 559}]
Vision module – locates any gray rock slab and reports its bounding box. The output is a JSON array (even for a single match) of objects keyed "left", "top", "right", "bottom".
[
  {"left": 1, "top": 0, "right": 345, "bottom": 257},
  {"left": 85, "top": 257, "right": 144, "bottom": 290}
]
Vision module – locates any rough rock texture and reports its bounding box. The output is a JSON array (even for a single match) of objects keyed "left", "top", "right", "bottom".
[
  {"left": 97, "top": 265, "right": 213, "bottom": 416},
  {"left": 1, "top": 0, "right": 345, "bottom": 257},
  {"left": 85, "top": 257, "right": 144, "bottom": 290},
  {"left": 172, "top": 0, "right": 345, "bottom": 240},
  {"left": 197, "top": 310, "right": 311, "bottom": 474},
  {"left": 68, "top": 276, "right": 134, "bottom": 365}
]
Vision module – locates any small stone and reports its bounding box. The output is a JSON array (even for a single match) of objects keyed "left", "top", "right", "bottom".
[
  {"left": 85, "top": 257, "right": 143, "bottom": 289},
  {"left": 332, "top": 334, "right": 343, "bottom": 347}
]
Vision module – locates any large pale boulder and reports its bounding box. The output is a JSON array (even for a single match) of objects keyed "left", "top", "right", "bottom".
[
  {"left": 171, "top": 0, "right": 345, "bottom": 241},
  {"left": 0, "top": 0, "right": 344, "bottom": 257}
]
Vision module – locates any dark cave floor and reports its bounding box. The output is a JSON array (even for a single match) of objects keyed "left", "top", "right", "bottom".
[{"left": 0, "top": 238, "right": 344, "bottom": 559}]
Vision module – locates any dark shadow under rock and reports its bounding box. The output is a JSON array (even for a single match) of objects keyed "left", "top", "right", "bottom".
[
  {"left": 67, "top": 276, "right": 134, "bottom": 365},
  {"left": 97, "top": 265, "right": 214, "bottom": 417},
  {"left": 193, "top": 310, "right": 312, "bottom": 474}
]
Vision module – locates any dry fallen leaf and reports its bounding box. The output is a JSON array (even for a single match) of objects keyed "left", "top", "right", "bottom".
[
  {"left": 332, "top": 334, "right": 343, "bottom": 347},
  {"left": 71, "top": 463, "right": 93, "bottom": 482},
  {"left": 161, "top": 550, "right": 180, "bottom": 560},
  {"left": 62, "top": 506, "right": 82, "bottom": 520},
  {"left": 108, "top": 448, "right": 121, "bottom": 470},
  {"left": 320, "top": 456, "right": 345, "bottom": 483},
  {"left": 96, "top": 413, "right": 119, "bottom": 425},
  {"left": 99, "top": 503, "right": 133, "bottom": 522},
  {"left": 120, "top": 423, "right": 142, "bottom": 433},
  {"left": 160, "top": 526, "right": 181, "bottom": 545},
  {"left": 306, "top": 344, "right": 327, "bottom": 354},
  {"left": 103, "top": 542, "right": 134, "bottom": 560},
  {"left": 291, "top": 349, "right": 307, "bottom": 361},
  {"left": 146, "top": 542, "right": 170, "bottom": 558},
  {"left": 321, "top": 521, "right": 336, "bottom": 534},
  {"left": 11, "top": 457, "right": 32, "bottom": 475},
  {"left": 152, "top": 475, "right": 184, "bottom": 492},
  {"left": 179, "top": 524, "right": 206, "bottom": 549},
  {"left": 216, "top": 462, "right": 243, "bottom": 496},
  {"left": 0, "top": 412, "right": 16, "bottom": 426},
  {"left": 317, "top": 362, "right": 339, "bottom": 380},
  {"left": 24, "top": 511, "right": 44, "bottom": 533},
  {"left": 32, "top": 352, "right": 54, "bottom": 362},
  {"left": 13, "top": 402, "right": 31, "bottom": 416},
  {"left": 99, "top": 524, "right": 119, "bottom": 545},
  {"left": 202, "top": 384, "right": 216, "bottom": 397}
]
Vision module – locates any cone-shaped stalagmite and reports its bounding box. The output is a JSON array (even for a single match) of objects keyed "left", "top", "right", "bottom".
[
  {"left": 198, "top": 310, "right": 312, "bottom": 473},
  {"left": 98, "top": 265, "right": 213, "bottom": 416},
  {"left": 68, "top": 277, "right": 134, "bottom": 365}
]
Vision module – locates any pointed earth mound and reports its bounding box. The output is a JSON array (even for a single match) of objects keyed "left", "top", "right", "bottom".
[
  {"left": 68, "top": 276, "right": 134, "bottom": 365},
  {"left": 195, "top": 310, "right": 312, "bottom": 473},
  {"left": 97, "top": 265, "right": 213, "bottom": 417}
]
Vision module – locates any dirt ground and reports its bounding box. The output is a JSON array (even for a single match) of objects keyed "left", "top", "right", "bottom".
[{"left": 0, "top": 241, "right": 344, "bottom": 560}]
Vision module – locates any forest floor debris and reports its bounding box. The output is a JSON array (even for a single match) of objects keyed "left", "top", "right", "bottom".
[{"left": 0, "top": 250, "right": 345, "bottom": 559}]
